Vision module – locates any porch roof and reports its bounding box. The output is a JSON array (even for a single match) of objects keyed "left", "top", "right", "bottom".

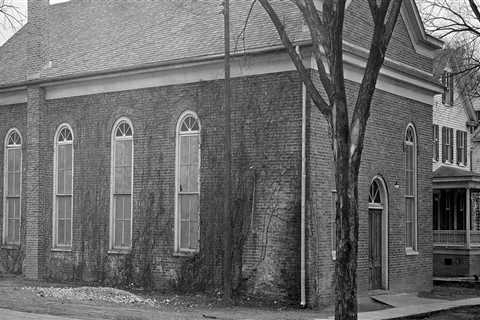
[{"left": 433, "top": 165, "right": 480, "bottom": 189}]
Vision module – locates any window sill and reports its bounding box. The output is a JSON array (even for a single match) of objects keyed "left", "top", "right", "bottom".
[
  {"left": 108, "top": 249, "right": 131, "bottom": 255},
  {"left": 405, "top": 248, "right": 419, "bottom": 256},
  {"left": 173, "top": 250, "right": 198, "bottom": 257}
]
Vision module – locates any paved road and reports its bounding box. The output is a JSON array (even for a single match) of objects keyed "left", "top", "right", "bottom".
[{"left": 0, "top": 308, "right": 84, "bottom": 320}]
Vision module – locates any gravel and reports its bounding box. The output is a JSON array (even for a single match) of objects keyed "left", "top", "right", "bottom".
[{"left": 21, "top": 286, "right": 156, "bottom": 306}]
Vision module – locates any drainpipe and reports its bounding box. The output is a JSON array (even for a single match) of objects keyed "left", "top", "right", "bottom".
[{"left": 297, "top": 45, "right": 307, "bottom": 308}]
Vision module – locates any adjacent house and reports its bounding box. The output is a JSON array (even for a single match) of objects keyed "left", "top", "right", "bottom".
[
  {"left": 432, "top": 57, "right": 480, "bottom": 277},
  {"left": 0, "top": 0, "right": 442, "bottom": 307}
]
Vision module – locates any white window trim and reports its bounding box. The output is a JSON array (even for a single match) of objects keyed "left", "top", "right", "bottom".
[
  {"left": 109, "top": 117, "right": 134, "bottom": 252},
  {"left": 174, "top": 110, "right": 201, "bottom": 253},
  {"left": 2, "top": 128, "right": 22, "bottom": 246},
  {"left": 405, "top": 124, "right": 418, "bottom": 253},
  {"left": 52, "top": 123, "right": 74, "bottom": 250}
]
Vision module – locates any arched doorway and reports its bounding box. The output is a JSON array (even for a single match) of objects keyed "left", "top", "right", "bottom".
[{"left": 368, "top": 177, "right": 389, "bottom": 290}]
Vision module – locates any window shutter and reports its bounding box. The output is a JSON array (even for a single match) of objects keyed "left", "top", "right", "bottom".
[
  {"left": 456, "top": 131, "right": 460, "bottom": 164},
  {"left": 435, "top": 125, "right": 439, "bottom": 161},
  {"left": 449, "top": 74, "right": 454, "bottom": 104},
  {"left": 450, "top": 128, "right": 454, "bottom": 162},
  {"left": 442, "top": 73, "right": 446, "bottom": 104},
  {"left": 464, "top": 132, "right": 468, "bottom": 166},
  {"left": 442, "top": 127, "right": 446, "bottom": 162}
]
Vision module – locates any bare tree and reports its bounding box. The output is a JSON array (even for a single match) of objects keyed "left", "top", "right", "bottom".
[
  {"left": 0, "top": 0, "right": 24, "bottom": 41},
  {"left": 256, "top": 1, "right": 403, "bottom": 319},
  {"left": 422, "top": 0, "right": 480, "bottom": 96}
]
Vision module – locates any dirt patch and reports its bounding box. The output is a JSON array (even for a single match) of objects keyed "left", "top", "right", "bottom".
[{"left": 22, "top": 286, "right": 156, "bottom": 306}]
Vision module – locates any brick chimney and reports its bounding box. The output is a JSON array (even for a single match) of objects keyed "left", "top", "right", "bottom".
[{"left": 27, "top": 0, "right": 49, "bottom": 79}]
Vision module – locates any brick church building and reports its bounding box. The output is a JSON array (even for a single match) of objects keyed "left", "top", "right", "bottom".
[{"left": 0, "top": 0, "right": 442, "bottom": 307}]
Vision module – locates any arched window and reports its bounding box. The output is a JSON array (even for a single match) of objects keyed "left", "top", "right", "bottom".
[
  {"left": 175, "top": 111, "right": 200, "bottom": 252},
  {"left": 53, "top": 124, "right": 74, "bottom": 248},
  {"left": 405, "top": 125, "right": 417, "bottom": 252},
  {"left": 3, "top": 129, "right": 22, "bottom": 245},
  {"left": 110, "top": 118, "right": 133, "bottom": 250}
]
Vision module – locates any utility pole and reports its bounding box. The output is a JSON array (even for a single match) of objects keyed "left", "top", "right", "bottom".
[{"left": 222, "top": 0, "right": 233, "bottom": 303}]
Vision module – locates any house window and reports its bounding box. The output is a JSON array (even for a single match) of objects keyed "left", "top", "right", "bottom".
[
  {"left": 442, "top": 71, "right": 454, "bottom": 106},
  {"left": 405, "top": 125, "right": 417, "bottom": 252},
  {"left": 331, "top": 190, "right": 337, "bottom": 260},
  {"left": 3, "top": 129, "right": 22, "bottom": 245},
  {"left": 175, "top": 111, "right": 200, "bottom": 252},
  {"left": 442, "top": 127, "right": 454, "bottom": 163},
  {"left": 433, "top": 124, "right": 439, "bottom": 162},
  {"left": 456, "top": 130, "right": 467, "bottom": 166},
  {"left": 53, "top": 125, "right": 74, "bottom": 248},
  {"left": 110, "top": 118, "right": 133, "bottom": 250}
]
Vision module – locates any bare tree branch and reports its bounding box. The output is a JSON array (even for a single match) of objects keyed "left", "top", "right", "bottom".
[{"left": 258, "top": 0, "right": 332, "bottom": 123}]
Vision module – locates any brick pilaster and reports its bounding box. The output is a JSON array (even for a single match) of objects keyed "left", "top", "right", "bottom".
[{"left": 24, "top": 86, "right": 46, "bottom": 279}]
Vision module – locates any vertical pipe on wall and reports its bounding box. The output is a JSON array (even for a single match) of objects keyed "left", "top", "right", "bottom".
[{"left": 297, "top": 45, "right": 307, "bottom": 307}]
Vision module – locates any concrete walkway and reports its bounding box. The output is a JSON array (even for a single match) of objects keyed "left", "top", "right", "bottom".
[
  {"left": 0, "top": 308, "right": 84, "bottom": 320},
  {"left": 314, "top": 295, "right": 480, "bottom": 320}
]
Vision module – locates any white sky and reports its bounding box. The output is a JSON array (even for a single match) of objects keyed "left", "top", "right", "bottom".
[{"left": 0, "top": 0, "right": 69, "bottom": 45}]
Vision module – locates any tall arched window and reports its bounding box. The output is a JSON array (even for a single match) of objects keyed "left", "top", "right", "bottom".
[
  {"left": 175, "top": 111, "right": 200, "bottom": 252},
  {"left": 53, "top": 124, "right": 74, "bottom": 248},
  {"left": 110, "top": 118, "right": 133, "bottom": 250},
  {"left": 3, "top": 129, "right": 22, "bottom": 245},
  {"left": 405, "top": 124, "right": 417, "bottom": 252}
]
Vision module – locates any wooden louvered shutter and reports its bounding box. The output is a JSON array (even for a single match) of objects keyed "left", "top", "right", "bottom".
[
  {"left": 464, "top": 132, "right": 468, "bottom": 166},
  {"left": 442, "top": 127, "right": 446, "bottom": 162},
  {"left": 442, "top": 73, "right": 446, "bottom": 104},
  {"left": 449, "top": 74, "right": 454, "bottom": 104},
  {"left": 450, "top": 128, "right": 454, "bottom": 162},
  {"left": 456, "top": 131, "right": 460, "bottom": 164},
  {"left": 435, "top": 125, "right": 439, "bottom": 161}
]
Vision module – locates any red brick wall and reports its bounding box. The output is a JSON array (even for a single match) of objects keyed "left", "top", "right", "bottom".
[
  {"left": 344, "top": 1, "right": 433, "bottom": 74},
  {"left": 0, "top": 103, "right": 27, "bottom": 274},
  {"left": 306, "top": 79, "right": 433, "bottom": 307},
  {"left": 32, "top": 71, "right": 303, "bottom": 298}
]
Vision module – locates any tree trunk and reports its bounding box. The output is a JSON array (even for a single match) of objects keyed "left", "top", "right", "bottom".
[
  {"left": 334, "top": 128, "right": 360, "bottom": 320},
  {"left": 334, "top": 164, "right": 359, "bottom": 319}
]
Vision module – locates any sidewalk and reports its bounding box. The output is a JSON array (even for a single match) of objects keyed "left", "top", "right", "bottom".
[{"left": 314, "top": 295, "right": 480, "bottom": 320}]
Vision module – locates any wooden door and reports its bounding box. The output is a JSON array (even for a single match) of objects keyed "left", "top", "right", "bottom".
[{"left": 369, "top": 208, "right": 382, "bottom": 290}]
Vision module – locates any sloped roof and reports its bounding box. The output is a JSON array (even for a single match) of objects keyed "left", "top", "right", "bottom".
[
  {"left": 0, "top": 0, "right": 440, "bottom": 88},
  {"left": 433, "top": 165, "right": 480, "bottom": 179}
]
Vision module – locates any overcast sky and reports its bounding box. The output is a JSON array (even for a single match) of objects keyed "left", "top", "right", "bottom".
[{"left": 0, "top": 0, "right": 70, "bottom": 45}]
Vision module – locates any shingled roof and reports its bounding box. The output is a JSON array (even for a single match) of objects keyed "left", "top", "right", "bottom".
[
  {"left": 0, "top": 0, "right": 440, "bottom": 88},
  {"left": 0, "top": 0, "right": 308, "bottom": 87}
]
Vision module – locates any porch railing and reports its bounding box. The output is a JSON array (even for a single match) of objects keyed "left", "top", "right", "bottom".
[
  {"left": 433, "top": 230, "right": 466, "bottom": 246},
  {"left": 471, "top": 231, "right": 480, "bottom": 246}
]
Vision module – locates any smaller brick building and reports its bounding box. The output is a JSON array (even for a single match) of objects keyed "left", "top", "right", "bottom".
[{"left": 0, "top": 0, "right": 442, "bottom": 307}]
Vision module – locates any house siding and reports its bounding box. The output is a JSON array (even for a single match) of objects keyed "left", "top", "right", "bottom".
[{"left": 432, "top": 93, "right": 471, "bottom": 172}]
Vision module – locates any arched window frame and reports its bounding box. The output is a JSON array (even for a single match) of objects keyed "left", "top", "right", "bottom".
[
  {"left": 110, "top": 117, "right": 134, "bottom": 251},
  {"left": 52, "top": 124, "right": 74, "bottom": 249},
  {"left": 3, "top": 128, "right": 22, "bottom": 245},
  {"left": 405, "top": 124, "right": 418, "bottom": 253},
  {"left": 174, "top": 111, "right": 201, "bottom": 253}
]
